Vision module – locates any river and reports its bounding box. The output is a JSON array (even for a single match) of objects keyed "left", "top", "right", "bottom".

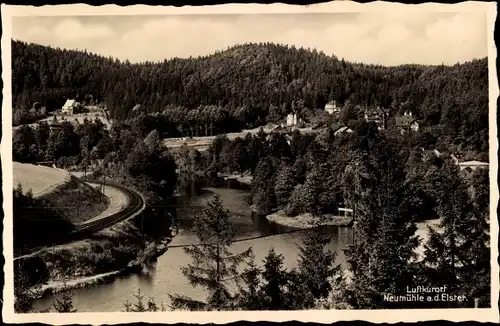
[{"left": 33, "top": 181, "right": 353, "bottom": 312}]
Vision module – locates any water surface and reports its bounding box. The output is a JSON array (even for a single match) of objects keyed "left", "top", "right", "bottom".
[{"left": 34, "top": 185, "right": 353, "bottom": 312}]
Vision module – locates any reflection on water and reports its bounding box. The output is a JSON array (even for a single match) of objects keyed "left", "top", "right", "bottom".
[{"left": 34, "top": 179, "right": 352, "bottom": 312}]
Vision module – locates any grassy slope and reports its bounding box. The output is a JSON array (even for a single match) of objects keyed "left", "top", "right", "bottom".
[
  {"left": 13, "top": 162, "right": 70, "bottom": 197},
  {"left": 38, "top": 176, "right": 109, "bottom": 224},
  {"left": 14, "top": 162, "right": 109, "bottom": 224}
]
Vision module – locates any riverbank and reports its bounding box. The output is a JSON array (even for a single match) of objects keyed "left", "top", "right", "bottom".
[
  {"left": 21, "top": 219, "right": 175, "bottom": 300},
  {"left": 266, "top": 210, "right": 352, "bottom": 228},
  {"left": 36, "top": 235, "right": 174, "bottom": 298}
]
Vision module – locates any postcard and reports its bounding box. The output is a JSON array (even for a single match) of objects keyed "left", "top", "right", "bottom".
[{"left": 2, "top": 1, "right": 498, "bottom": 324}]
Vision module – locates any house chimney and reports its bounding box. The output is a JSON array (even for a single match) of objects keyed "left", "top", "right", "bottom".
[{"left": 333, "top": 100, "right": 336, "bottom": 109}]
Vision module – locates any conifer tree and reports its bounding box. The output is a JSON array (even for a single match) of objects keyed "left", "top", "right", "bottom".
[
  {"left": 274, "top": 162, "right": 296, "bottom": 208},
  {"left": 342, "top": 130, "right": 419, "bottom": 309},
  {"left": 52, "top": 285, "right": 77, "bottom": 313},
  {"left": 169, "top": 195, "right": 252, "bottom": 311},
  {"left": 123, "top": 289, "right": 166, "bottom": 312},
  {"left": 423, "top": 161, "right": 490, "bottom": 307},
  {"left": 295, "top": 223, "right": 341, "bottom": 308},
  {"left": 235, "top": 252, "right": 262, "bottom": 310},
  {"left": 259, "top": 248, "right": 290, "bottom": 310}
]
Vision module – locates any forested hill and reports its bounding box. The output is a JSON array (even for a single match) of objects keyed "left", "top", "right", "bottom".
[{"left": 12, "top": 40, "right": 488, "bottom": 146}]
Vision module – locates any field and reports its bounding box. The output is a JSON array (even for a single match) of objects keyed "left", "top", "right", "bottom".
[
  {"left": 162, "top": 125, "right": 319, "bottom": 151},
  {"left": 13, "top": 162, "right": 110, "bottom": 224},
  {"left": 13, "top": 162, "right": 71, "bottom": 197}
]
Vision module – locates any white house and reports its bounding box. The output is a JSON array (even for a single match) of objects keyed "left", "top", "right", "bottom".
[
  {"left": 325, "top": 101, "right": 340, "bottom": 115},
  {"left": 286, "top": 113, "right": 298, "bottom": 127},
  {"left": 61, "top": 99, "right": 79, "bottom": 115}
]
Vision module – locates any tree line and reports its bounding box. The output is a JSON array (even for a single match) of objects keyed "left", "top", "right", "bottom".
[{"left": 13, "top": 40, "right": 488, "bottom": 155}]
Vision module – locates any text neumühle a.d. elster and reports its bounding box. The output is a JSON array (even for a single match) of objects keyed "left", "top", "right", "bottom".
[{"left": 383, "top": 286, "right": 467, "bottom": 303}]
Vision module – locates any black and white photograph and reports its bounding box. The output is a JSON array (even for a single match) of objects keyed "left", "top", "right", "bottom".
[{"left": 2, "top": 1, "right": 498, "bottom": 324}]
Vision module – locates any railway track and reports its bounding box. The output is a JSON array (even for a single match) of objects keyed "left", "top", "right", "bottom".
[
  {"left": 73, "top": 181, "right": 145, "bottom": 235},
  {"left": 14, "top": 181, "right": 145, "bottom": 261}
]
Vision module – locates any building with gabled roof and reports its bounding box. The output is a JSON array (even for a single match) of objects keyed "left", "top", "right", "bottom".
[
  {"left": 61, "top": 99, "right": 80, "bottom": 115},
  {"left": 364, "top": 106, "right": 390, "bottom": 130},
  {"left": 396, "top": 110, "right": 420, "bottom": 134},
  {"left": 325, "top": 100, "right": 341, "bottom": 115}
]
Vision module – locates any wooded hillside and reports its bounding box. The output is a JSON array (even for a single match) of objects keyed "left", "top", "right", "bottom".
[{"left": 12, "top": 40, "right": 488, "bottom": 154}]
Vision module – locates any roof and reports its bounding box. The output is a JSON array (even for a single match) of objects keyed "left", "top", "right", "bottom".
[
  {"left": 334, "top": 126, "right": 353, "bottom": 135},
  {"left": 459, "top": 161, "right": 489, "bottom": 167},
  {"left": 421, "top": 148, "right": 441, "bottom": 160},
  {"left": 364, "top": 107, "right": 388, "bottom": 119},
  {"left": 63, "top": 99, "right": 77, "bottom": 107}
]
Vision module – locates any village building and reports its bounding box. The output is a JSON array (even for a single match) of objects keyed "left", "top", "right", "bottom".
[
  {"left": 286, "top": 112, "right": 298, "bottom": 127},
  {"left": 324, "top": 100, "right": 341, "bottom": 115},
  {"left": 364, "top": 106, "right": 390, "bottom": 130},
  {"left": 395, "top": 110, "right": 420, "bottom": 134},
  {"left": 61, "top": 99, "right": 80, "bottom": 115}
]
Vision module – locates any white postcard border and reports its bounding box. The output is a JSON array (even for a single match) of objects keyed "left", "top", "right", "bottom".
[{"left": 2, "top": 1, "right": 498, "bottom": 324}]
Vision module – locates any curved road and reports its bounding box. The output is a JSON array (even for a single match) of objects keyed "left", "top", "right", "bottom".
[
  {"left": 73, "top": 181, "right": 145, "bottom": 235},
  {"left": 14, "top": 181, "right": 145, "bottom": 261}
]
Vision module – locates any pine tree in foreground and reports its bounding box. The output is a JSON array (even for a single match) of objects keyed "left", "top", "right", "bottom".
[
  {"left": 235, "top": 251, "right": 262, "bottom": 310},
  {"left": 258, "top": 248, "right": 291, "bottom": 310},
  {"left": 423, "top": 161, "right": 490, "bottom": 307},
  {"left": 123, "top": 289, "right": 166, "bottom": 312},
  {"left": 14, "top": 262, "right": 40, "bottom": 313},
  {"left": 294, "top": 222, "right": 342, "bottom": 309},
  {"left": 169, "top": 195, "right": 253, "bottom": 311},
  {"left": 342, "top": 131, "right": 419, "bottom": 309},
  {"left": 52, "top": 285, "right": 77, "bottom": 313}
]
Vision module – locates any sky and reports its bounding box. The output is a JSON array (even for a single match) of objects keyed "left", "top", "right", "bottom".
[{"left": 12, "top": 12, "right": 487, "bottom": 66}]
